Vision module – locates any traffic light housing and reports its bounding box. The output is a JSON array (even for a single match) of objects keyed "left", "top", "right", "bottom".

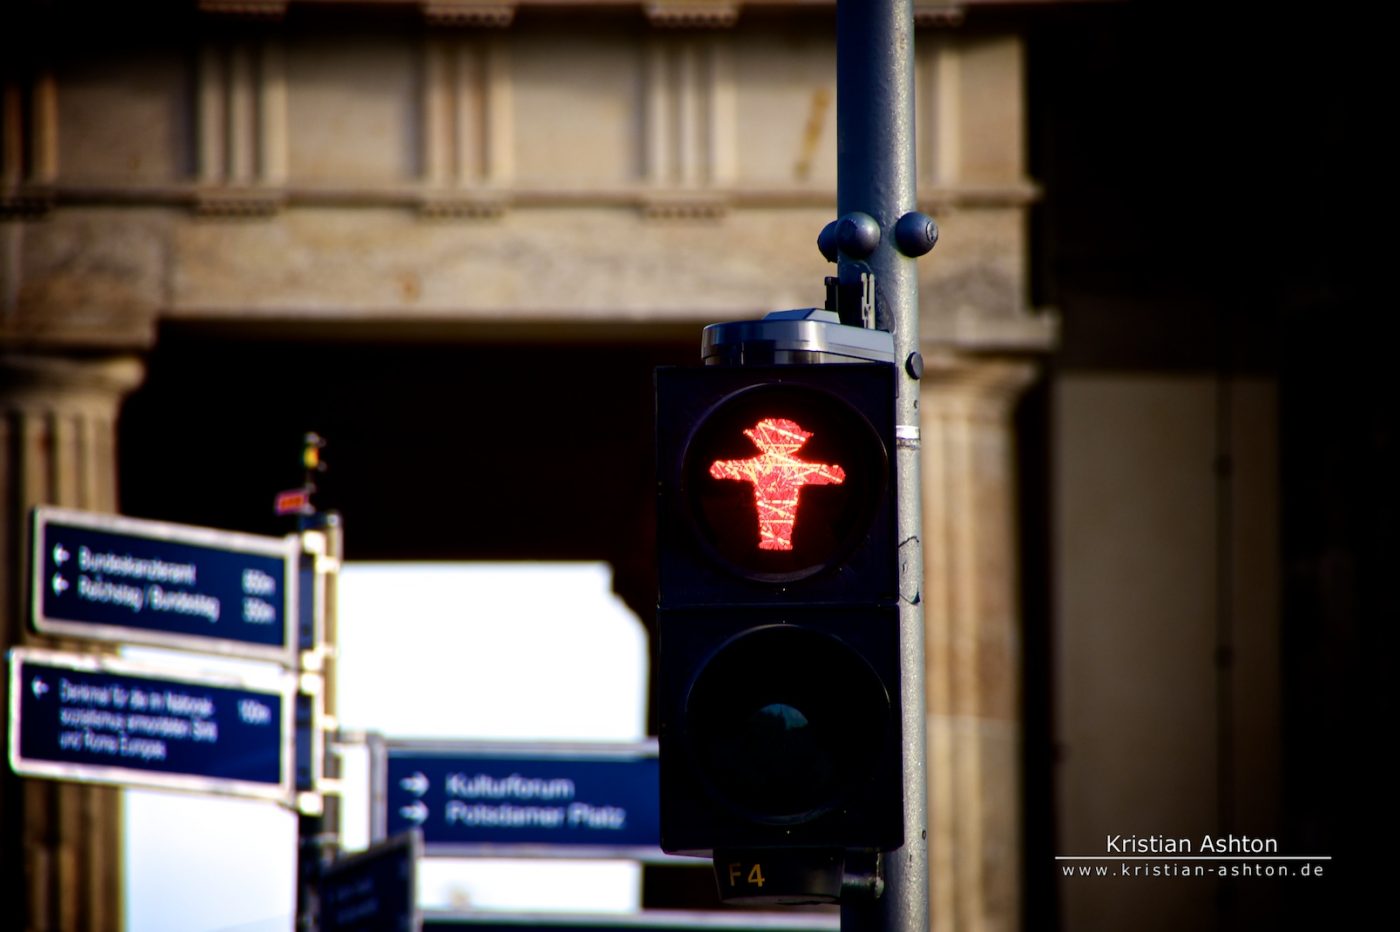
[{"left": 656, "top": 360, "right": 902, "bottom": 860}]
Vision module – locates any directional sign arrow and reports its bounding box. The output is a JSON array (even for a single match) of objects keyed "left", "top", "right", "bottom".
[
  {"left": 399, "top": 771, "right": 429, "bottom": 797},
  {"left": 52, "top": 543, "right": 70, "bottom": 565},
  {"left": 31, "top": 677, "right": 49, "bottom": 700},
  {"left": 51, "top": 574, "right": 69, "bottom": 596},
  {"left": 399, "top": 800, "right": 429, "bottom": 825}
]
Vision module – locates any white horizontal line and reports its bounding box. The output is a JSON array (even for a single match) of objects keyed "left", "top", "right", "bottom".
[{"left": 1055, "top": 856, "right": 1332, "bottom": 861}]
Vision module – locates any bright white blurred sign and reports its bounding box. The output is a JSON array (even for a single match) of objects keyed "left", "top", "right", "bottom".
[{"left": 125, "top": 562, "right": 649, "bottom": 930}]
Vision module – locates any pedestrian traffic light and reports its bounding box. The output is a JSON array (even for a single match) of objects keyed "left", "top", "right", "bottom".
[{"left": 656, "top": 315, "right": 903, "bottom": 875}]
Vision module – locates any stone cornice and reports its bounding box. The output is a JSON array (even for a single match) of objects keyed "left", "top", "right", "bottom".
[{"left": 5, "top": 179, "right": 1039, "bottom": 215}]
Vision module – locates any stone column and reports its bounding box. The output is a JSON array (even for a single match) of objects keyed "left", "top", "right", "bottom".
[
  {"left": 1, "top": 352, "right": 145, "bottom": 932},
  {"left": 920, "top": 351, "right": 1037, "bottom": 932}
]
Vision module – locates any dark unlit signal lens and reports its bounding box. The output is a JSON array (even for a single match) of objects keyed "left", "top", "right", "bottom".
[{"left": 685, "top": 625, "right": 890, "bottom": 823}]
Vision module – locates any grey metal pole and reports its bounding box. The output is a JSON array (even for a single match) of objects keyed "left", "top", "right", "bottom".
[{"left": 834, "top": 3, "right": 930, "bottom": 932}]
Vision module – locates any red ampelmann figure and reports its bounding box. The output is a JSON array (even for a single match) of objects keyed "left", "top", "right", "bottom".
[{"left": 709, "top": 417, "right": 846, "bottom": 551}]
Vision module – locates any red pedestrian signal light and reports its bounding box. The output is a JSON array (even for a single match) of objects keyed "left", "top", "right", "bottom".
[
  {"left": 708, "top": 417, "right": 846, "bottom": 552},
  {"left": 668, "top": 374, "right": 893, "bottom": 594}
]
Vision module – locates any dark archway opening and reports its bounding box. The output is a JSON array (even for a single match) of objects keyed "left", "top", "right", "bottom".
[{"left": 119, "top": 322, "right": 698, "bottom": 623}]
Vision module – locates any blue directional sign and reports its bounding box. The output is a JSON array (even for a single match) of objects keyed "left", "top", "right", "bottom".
[
  {"left": 321, "top": 831, "right": 422, "bottom": 932},
  {"left": 33, "top": 507, "right": 298, "bottom": 662},
  {"left": 8, "top": 648, "right": 296, "bottom": 803},
  {"left": 373, "top": 740, "right": 665, "bottom": 860}
]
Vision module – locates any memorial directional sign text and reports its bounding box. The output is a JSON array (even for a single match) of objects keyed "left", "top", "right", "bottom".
[
  {"left": 33, "top": 506, "right": 298, "bottom": 661},
  {"left": 9, "top": 648, "right": 296, "bottom": 803},
  {"left": 375, "top": 741, "right": 663, "bottom": 859}
]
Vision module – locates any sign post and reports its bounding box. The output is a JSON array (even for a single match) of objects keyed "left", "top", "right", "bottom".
[{"left": 14, "top": 492, "right": 339, "bottom": 931}]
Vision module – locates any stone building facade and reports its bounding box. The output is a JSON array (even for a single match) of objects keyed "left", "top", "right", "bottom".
[
  {"left": 8, "top": 1, "right": 1375, "bottom": 931},
  {"left": 4, "top": 3, "right": 1045, "bottom": 928}
]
